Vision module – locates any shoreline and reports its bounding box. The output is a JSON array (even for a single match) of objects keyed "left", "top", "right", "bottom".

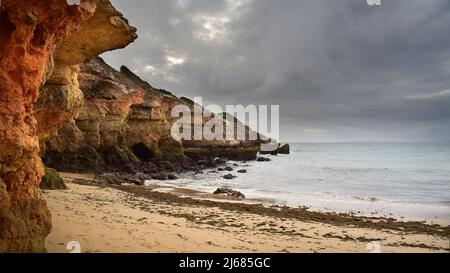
[
  {"left": 42, "top": 174, "right": 450, "bottom": 253},
  {"left": 145, "top": 180, "right": 450, "bottom": 227},
  {"left": 63, "top": 172, "right": 450, "bottom": 233}
]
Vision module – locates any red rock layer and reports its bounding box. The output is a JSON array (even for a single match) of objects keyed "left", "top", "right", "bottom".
[{"left": 0, "top": 0, "right": 95, "bottom": 252}]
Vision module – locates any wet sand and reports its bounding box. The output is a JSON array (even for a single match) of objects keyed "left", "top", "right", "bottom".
[{"left": 43, "top": 175, "right": 450, "bottom": 253}]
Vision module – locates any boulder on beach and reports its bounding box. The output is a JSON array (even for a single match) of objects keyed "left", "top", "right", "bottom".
[
  {"left": 122, "top": 163, "right": 138, "bottom": 174},
  {"left": 215, "top": 158, "right": 227, "bottom": 164},
  {"left": 260, "top": 143, "right": 291, "bottom": 155},
  {"left": 40, "top": 168, "right": 67, "bottom": 190},
  {"left": 94, "top": 173, "right": 123, "bottom": 185},
  {"left": 223, "top": 174, "right": 237, "bottom": 180},
  {"left": 94, "top": 173, "right": 145, "bottom": 186},
  {"left": 197, "top": 159, "right": 217, "bottom": 168},
  {"left": 151, "top": 173, "right": 168, "bottom": 180},
  {"left": 259, "top": 150, "right": 278, "bottom": 155},
  {"left": 277, "top": 144, "right": 290, "bottom": 154},
  {"left": 257, "top": 157, "right": 271, "bottom": 162},
  {"left": 213, "top": 187, "right": 245, "bottom": 199},
  {"left": 167, "top": 174, "right": 178, "bottom": 180}
]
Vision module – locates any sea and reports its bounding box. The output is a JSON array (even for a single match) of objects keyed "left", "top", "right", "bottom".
[{"left": 148, "top": 143, "right": 450, "bottom": 224}]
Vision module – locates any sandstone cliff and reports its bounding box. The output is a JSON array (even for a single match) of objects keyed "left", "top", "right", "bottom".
[
  {"left": 0, "top": 0, "right": 136, "bottom": 252},
  {"left": 35, "top": 0, "right": 137, "bottom": 139},
  {"left": 41, "top": 57, "right": 260, "bottom": 173}
]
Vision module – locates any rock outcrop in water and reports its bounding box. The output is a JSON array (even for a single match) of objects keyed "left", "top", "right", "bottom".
[
  {"left": 277, "top": 144, "right": 290, "bottom": 154},
  {"left": 0, "top": 0, "right": 136, "bottom": 252}
]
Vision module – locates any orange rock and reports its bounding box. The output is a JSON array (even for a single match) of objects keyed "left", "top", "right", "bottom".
[{"left": 0, "top": 0, "right": 95, "bottom": 253}]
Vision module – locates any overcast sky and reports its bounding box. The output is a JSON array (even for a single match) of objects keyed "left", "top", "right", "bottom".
[{"left": 102, "top": 0, "right": 450, "bottom": 142}]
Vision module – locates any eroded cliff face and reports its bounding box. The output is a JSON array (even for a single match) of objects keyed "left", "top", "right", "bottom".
[
  {"left": 35, "top": 0, "right": 137, "bottom": 138},
  {"left": 42, "top": 57, "right": 261, "bottom": 173},
  {"left": 42, "top": 58, "right": 184, "bottom": 171},
  {"left": 0, "top": 0, "right": 137, "bottom": 252},
  {"left": 0, "top": 0, "right": 98, "bottom": 252},
  {"left": 42, "top": 58, "right": 144, "bottom": 171}
]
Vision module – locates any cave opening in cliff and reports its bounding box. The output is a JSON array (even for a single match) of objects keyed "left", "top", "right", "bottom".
[{"left": 132, "top": 143, "right": 155, "bottom": 162}]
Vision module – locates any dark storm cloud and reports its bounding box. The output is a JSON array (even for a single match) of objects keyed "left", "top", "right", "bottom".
[{"left": 102, "top": 0, "right": 450, "bottom": 142}]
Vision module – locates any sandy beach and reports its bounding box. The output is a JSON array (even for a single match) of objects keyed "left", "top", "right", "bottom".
[{"left": 42, "top": 174, "right": 449, "bottom": 253}]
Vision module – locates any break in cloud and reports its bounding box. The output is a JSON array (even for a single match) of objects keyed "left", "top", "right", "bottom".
[
  {"left": 102, "top": 0, "right": 450, "bottom": 142},
  {"left": 407, "top": 89, "right": 450, "bottom": 100}
]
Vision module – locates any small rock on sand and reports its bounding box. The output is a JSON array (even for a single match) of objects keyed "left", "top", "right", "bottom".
[
  {"left": 151, "top": 173, "right": 168, "bottom": 180},
  {"left": 213, "top": 187, "right": 245, "bottom": 199},
  {"left": 167, "top": 174, "right": 178, "bottom": 180}
]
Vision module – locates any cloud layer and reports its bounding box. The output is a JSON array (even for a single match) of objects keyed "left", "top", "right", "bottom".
[{"left": 102, "top": 0, "right": 450, "bottom": 142}]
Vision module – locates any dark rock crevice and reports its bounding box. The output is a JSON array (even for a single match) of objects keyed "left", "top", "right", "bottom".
[
  {"left": 132, "top": 143, "right": 155, "bottom": 162},
  {"left": 0, "top": 11, "right": 16, "bottom": 58}
]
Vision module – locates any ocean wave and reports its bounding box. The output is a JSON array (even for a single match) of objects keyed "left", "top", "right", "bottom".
[
  {"left": 255, "top": 189, "right": 297, "bottom": 194},
  {"left": 353, "top": 196, "right": 378, "bottom": 202}
]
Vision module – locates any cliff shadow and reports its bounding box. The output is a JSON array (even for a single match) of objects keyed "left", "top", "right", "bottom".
[{"left": 131, "top": 143, "right": 155, "bottom": 162}]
